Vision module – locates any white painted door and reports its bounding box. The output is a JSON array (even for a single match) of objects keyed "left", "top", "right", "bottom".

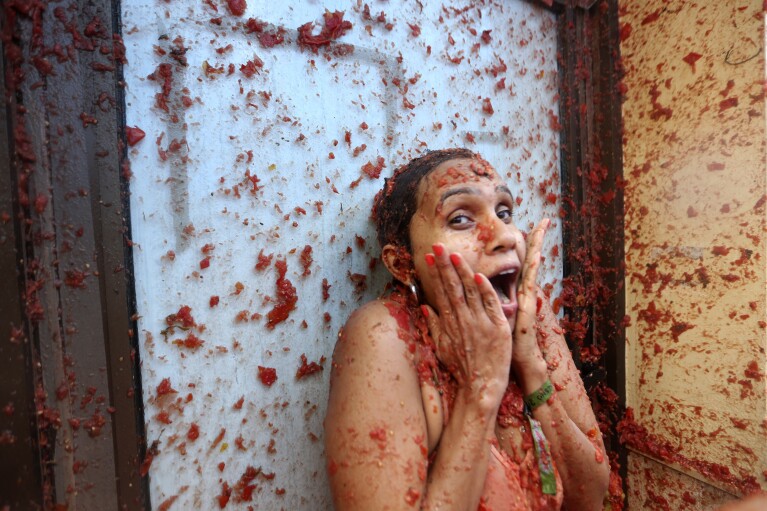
[{"left": 122, "top": 1, "right": 562, "bottom": 508}]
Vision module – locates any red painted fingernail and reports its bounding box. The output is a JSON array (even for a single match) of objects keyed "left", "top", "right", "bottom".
[
  {"left": 474, "top": 273, "right": 483, "bottom": 285},
  {"left": 425, "top": 254, "right": 435, "bottom": 266},
  {"left": 432, "top": 244, "right": 444, "bottom": 256},
  {"left": 420, "top": 305, "right": 429, "bottom": 318},
  {"left": 449, "top": 253, "right": 460, "bottom": 266}
]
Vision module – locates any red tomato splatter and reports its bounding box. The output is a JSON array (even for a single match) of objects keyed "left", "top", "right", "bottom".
[
  {"left": 618, "top": 408, "right": 761, "bottom": 495},
  {"left": 156, "top": 378, "right": 177, "bottom": 396},
  {"left": 719, "top": 79, "right": 735, "bottom": 97},
  {"left": 226, "top": 0, "right": 246, "bottom": 16},
  {"left": 157, "top": 495, "right": 180, "bottom": 511},
  {"left": 256, "top": 249, "right": 273, "bottom": 271},
  {"left": 83, "top": 411, "right": 106, "bottom": 438},
  {"left": 187, "top": 422, "right": 200, "bottom": 440},
  {"left": 266, "top": 259, "right": 298, "bottom": 329},
  {"left": 155, "top": 411, "right": 172, "bottom": 424},
  {"left": 707, "top": 162, "right": 725, "bottom": 171},
  {"left": 147, "top": 63, "right": 173, "bottom": 112},
  {"left": 641, "top": 9, "right": 662, "bottom": 25},
  {"left": 649, "top": 83, "right": 673, "bottom": 120},
  {"left": 240, "top": 57, "right": 263, "bottom": 77},
  {"left": 300, "top": 245, "right": 313, "bottom": 276},
  {"left": 404, "top": 487, "right": 420, "bottom": 506},
  {"left": 297, "top": 11, "right": 353, "bottom": 51},
  {"left": 211, "top": 428, "right": 226, "bottom": 450},
  {"left": 244, "top": 17, "right": 287, "bottom": 48},
  {"left": 670, "top": 322, "right": 694, "bottom": 342},
  {"left": 369, "top": 427, "right": 386, "bottom": 441},
  {"left": 481, "top": 97, "right": 494, "bottom": 115},
  {"left": 619, "top": 22, "right": 632, "bottom": 42},
  {"left": 210, "top": 295, "right": 220, "bottom": 307},
  {"left": 744, "top": 361, "right": 762, "bottom": 380},
  {"left": 682, "top": 52, "right": 702, "bottom": 72},
  {"left": 719, "top": 97, "right": 738, "bottom": 111},
  {"left": 139, "top": 453, "right": 154, "bottom": 477},
  {"left": 258, "top": 366, "right": 278, "bottom": 386},
  {"left": 476, "top": 223, "right": 493, "bottom": 242},
  {"left": 361, "top": 156, "right": 386, "bottom": 179},
  {"left": 166, "top": 305, "right": 195, "bottom": 328},
  {"left": 218, "top": 481, "right": 232, "bottom": 508},
  {"left": 64, "top": 269, "right": 88, "bottom": 288},
  {"left": 126, "top": 126, "right": 146, "bottom": 146},
  {"left": 295, "top": 353, "right": 324, "bottom": 380},
  {"left": 322, "top": 278, "right": 331, "bottom": 302},
  {"left": 173, "top": 333, "right": 204, "bottom": 349},
  {"left": 348, "top": 272, "right": 367, "bottom": 295}
]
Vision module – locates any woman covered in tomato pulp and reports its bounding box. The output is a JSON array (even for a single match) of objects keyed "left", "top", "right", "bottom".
[{"left": 325, "top": 149, "right": 610, "bottom": 510}]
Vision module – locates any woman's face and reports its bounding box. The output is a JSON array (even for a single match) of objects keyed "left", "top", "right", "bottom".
[{"left": 408, "top": 158, "right": 526, "bottom": 323}]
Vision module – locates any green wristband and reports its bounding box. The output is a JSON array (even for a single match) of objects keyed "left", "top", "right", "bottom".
[{"left": 524, "top": 379, "right": 554, "bottom": 410}]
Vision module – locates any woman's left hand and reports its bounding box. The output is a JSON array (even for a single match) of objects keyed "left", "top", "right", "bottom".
[{"left": 511, "top": 218, "right": 549, "bottom": 375}]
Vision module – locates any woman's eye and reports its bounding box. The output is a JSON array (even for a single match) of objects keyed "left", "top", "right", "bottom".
[
  {"left": 497, "top": 208, "right": 512, "bottom": 221},
  {"left": 448, "top": 214, "right": 471, "bottom": 225}
]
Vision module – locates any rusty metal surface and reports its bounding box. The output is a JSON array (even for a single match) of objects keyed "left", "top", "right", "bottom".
[{"left": 0, "top": 0, "right": 147, "bottom": 508}]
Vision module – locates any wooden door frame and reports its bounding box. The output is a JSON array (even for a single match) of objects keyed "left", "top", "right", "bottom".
[
  {"left": 0, "top": 0, "right": 148, "bottom": 508},
  {"left": 555, "top": 0, "right": 628, "bottom": 495}
]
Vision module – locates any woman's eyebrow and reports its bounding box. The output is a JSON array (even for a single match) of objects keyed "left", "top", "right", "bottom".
[
  {"left": 437, "top": 187, "right": 480, "bottom": 208},
  {"left": 436, "top": 185, "right": 513, "bottom": 212},
  {"left": 496, "top": 185, "right": 513, "bottom": 198}
]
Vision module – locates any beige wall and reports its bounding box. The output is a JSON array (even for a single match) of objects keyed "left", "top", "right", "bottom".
[{"left": 620, "top": 0, "right": 766, "bottom": 508}]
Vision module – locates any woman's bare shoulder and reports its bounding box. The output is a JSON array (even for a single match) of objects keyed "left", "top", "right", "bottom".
[
  {"left": 344, "top": 297, "right": 403, "bottom": 331},
  {"left": 334, "top": 297, "right": 415, "bottom": 362}
]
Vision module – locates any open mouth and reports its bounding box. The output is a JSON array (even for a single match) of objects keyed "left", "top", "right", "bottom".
[{"left": 487, "top": 267, "right": 519, "bottom": 316}]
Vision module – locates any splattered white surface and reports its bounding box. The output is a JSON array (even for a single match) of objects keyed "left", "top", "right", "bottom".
[{"left": 122, "top": 1, "right": 561, "bottom": 508}]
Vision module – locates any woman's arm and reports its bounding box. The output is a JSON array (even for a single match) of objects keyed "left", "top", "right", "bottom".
[
  {"left": 324, "top": 300, "right": 501, "bottom": 510},
  {"left": 510, "top": 222, "right": 610, "bottom": 510},
  {"left": 513, "top": 348, "right": 609, "bottom": 511}
]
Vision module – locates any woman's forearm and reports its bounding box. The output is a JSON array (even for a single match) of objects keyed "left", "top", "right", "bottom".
[
  {"left": 534, "top": 396, "right": 609, "bottom": 509},
  {"left": 518, "top": 363, "right": 609, "bottom": 510},
  {"left": 421, "top": 388, "right": 499, "bottom": 510}
]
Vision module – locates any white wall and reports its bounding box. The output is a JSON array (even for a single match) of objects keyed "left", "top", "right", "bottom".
[{"left": 122, "top": 1, "right": 561, "bottom": 508}]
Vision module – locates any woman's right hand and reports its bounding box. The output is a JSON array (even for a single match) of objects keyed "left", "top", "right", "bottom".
[{"left": 421, "top": 244, "right": 512, "bottom": 402}]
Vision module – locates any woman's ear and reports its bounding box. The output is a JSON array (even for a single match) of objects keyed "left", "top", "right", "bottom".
[{"left": 381, "top": 244, "right": 414, "bottom": 285}]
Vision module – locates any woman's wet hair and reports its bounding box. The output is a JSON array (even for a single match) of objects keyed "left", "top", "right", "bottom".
[{"left": 373, "top": 148, "right": 477, "bottom": 251}]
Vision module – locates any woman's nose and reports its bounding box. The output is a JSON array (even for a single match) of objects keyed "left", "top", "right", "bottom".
[{"left": 486, "top": 216, "right": 518, "bottom": 253}]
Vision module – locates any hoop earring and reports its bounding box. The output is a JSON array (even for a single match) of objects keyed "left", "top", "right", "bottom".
[{"left": 408, "top": 281, "right": 422, "bottom": 305}]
